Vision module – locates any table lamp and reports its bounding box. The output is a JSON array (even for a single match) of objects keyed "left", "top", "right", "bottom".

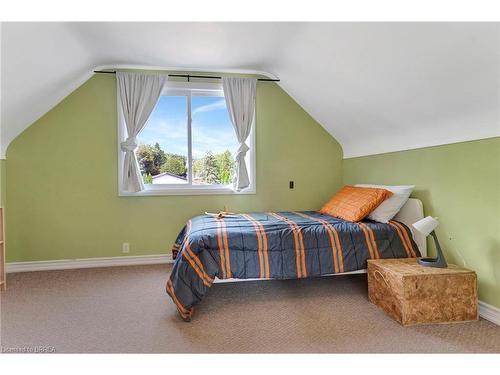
[{"left": 412, "top": 216, "right": 448, "bottom": 268}]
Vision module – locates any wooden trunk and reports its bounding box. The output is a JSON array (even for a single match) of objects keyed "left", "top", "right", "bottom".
[{"left": 367, "top": 258, "right": 478, "bottom": 326}]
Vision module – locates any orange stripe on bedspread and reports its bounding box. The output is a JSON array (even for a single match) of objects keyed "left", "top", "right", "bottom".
[
  {"left": 166, "top": 279, "right": 193, "bottom": 320},
  {"left": 268, "top": 212, "right": 307, "bottom": 278},
  {"left": 216, "top": 220, "right": 227, "bottom": 278},
  {"left": 242, "top": 214, "right": 270, "bottom": 278},
  {"left": 388, "top": 221, "right": 411, "bottom": 257},
  {"left": 358, "top": 222, "right": 380, "bottom": 259},
  {"left": 220, "top": 219, "right": 232, "bottom": 278},
  {"left": 182, "top": 244, "right": 214, "bottom": 287},
  {"left": 259, "top": 222, "right": 270, "bottom": 278},
  {"left": 332, "top": 227, "right": 344, "bottom": 272},
  {"left": 366, "top": 224, "right": 380, "bottom": 259},
  {"left": 389, "top": 220, "right": 417, "bottom": 257},
  {"left": 294, "top": 212, "right": 344, "bottom": 273},
  {"left": 179, "top": 220, "right": 213, "bottom": 286}
]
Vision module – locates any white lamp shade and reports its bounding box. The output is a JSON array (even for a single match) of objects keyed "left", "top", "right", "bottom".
[{"left": 412, "top": 216, "right": 439, "bottom": 236}]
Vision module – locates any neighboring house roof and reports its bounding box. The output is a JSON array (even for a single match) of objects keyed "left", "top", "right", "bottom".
[{"left": 151, "top": 172, "right": 187, "bottom": 185}]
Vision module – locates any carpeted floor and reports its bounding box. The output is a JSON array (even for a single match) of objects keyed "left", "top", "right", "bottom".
[{"left": 1, "top": 264, "right": 499, "bottom": 353}]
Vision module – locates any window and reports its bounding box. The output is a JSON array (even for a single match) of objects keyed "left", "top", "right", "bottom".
[{"left": 118, "top": 82, "right": 255, "bottom": 195}]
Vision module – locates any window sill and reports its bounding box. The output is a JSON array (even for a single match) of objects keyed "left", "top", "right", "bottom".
[{"left": 118, "top": 186, "right": 256, "bottom": 197}]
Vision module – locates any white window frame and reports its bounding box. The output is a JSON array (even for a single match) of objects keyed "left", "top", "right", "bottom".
[{"left": 118, "top": 81, "right": 256, "bottom": 196}]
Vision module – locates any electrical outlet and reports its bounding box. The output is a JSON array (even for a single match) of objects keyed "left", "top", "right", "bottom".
[
  {"left": 289, "top": 181, "right": 294, "bottom": 189},
  {"left": 122, "top": 242, "right": 130, "bottom": 253}
]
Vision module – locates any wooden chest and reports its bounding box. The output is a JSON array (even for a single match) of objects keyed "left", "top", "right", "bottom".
[{"left": 367, "top": 258, "right": 478, "bottom": 326}]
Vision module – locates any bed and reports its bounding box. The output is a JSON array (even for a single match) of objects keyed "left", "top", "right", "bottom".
[{"left": 166, "top": 198, "right": 425, "bottom": 321}]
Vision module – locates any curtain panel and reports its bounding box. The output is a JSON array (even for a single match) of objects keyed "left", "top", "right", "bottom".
[
  {"left": 222, "top": 77, "right": 257, "bottom": 191},
  {"left": 117, "top": 72, "right": 167, "bottom": 192}
]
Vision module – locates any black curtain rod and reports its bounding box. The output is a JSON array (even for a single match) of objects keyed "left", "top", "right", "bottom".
[{"left": 93, "top": 70, "right": 280, "bottom": 82}]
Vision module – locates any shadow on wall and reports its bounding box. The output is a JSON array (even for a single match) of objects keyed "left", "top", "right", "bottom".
[
  {"left": 412, "top": 189, "right": 434, "bottom": 213},
  {"left": 475, "top": 239, "right": 500, "bottom": 304},
  {"left": 408, "top": 189, "right": 465, "bottom": 267}
]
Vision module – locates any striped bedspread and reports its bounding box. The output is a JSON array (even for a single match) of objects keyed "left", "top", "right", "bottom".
[{"left": 166, "top": 211, "right": 420, "bottom": 320}]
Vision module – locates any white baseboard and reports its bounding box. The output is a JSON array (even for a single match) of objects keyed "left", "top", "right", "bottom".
[
  {"left": 6, "top": 254, "right": 173, "bottom": 273},
  {"left": 479, "top": 301, "right": 500, "bottom": 326}
]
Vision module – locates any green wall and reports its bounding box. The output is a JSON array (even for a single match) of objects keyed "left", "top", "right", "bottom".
[
  {"left": 0, "top": 159, "right": 5, "bottom": 207},
  {"left": 5, "top": 74, "right": 343, "bottom": 262},
  {"left": 344, "top": 138, "right": 500, "bottom": 308}
]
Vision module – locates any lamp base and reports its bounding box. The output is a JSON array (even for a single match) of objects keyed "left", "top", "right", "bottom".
[
  {"left": 418, "top": 257, "right": 448, "bottom": 268},
  {"left": 417, "top": 230, "right": 448, "bottom": 268}
]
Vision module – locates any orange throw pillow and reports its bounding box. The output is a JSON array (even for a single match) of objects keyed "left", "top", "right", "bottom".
[{"left": 320, "top": 185, "right": 393, "bottom": 222}]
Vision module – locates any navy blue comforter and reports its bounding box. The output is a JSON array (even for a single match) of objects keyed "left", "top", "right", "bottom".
[{"left": 166, "top": 211, "right": 420, "bottom": 320}]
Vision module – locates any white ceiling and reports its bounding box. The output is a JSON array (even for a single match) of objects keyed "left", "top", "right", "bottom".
[{"left": 1, "top": 22, "right": 499, "bottom": 158}]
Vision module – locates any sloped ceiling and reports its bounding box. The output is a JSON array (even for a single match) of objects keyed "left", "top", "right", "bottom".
[{"left": 1, "top": 22, "right": 499, "bottom": 158}]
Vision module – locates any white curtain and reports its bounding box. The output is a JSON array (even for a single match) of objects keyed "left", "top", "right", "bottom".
[
  {"left": 222, "top": 77, "right": 257, "bottom": 191},
  {"left": 117, "top": 72, "right": 167, "bottom": 192}
]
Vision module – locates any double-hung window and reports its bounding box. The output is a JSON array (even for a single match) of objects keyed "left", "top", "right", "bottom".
[{"left": 118, "top": 81, "right": 255, "bottom": 195}]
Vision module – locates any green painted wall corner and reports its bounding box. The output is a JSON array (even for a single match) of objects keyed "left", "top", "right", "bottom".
[{"left": 343, "top": 137, "right": 500, "bottom": 308}]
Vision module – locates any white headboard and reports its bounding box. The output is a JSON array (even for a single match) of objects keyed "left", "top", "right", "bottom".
[{"left": 393, "top": 198, "right": 426, "bottom": 256}]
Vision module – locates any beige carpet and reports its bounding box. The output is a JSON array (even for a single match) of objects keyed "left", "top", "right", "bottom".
[{"left": 1, "top": 264, "right": 499, "bottom": 353}]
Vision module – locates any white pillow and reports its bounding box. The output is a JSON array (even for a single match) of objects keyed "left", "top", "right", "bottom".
[{"left": 355, "top": 184, "right": 415, "bottom": 223}]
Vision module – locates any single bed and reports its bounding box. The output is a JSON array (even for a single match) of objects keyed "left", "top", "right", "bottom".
[{"left": 166, "top": 198, "right": 425, "bottom": 321}]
